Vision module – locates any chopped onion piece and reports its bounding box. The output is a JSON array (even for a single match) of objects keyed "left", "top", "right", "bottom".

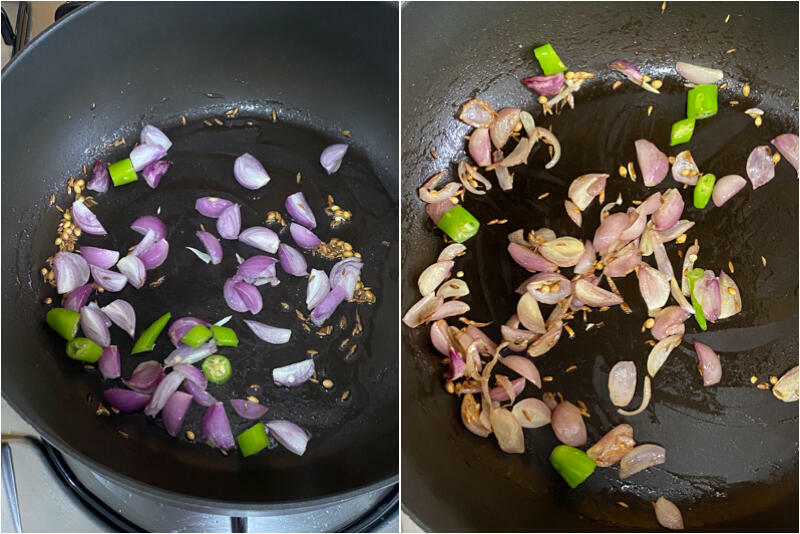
[
  {"left": 144, "top": 371, "right": 185, "bottom": 417},
  {"left": 98, "top": 345, "right": 121, "bottom": 379},
  {"left": 164, "top": 341, "right": 217, "bottom": 367},
  {"left": 140, "top": 124, "right": 172, "bottom": 151},
  {"left": 63, "top": 283, "right": 93, "bottom": 312},
  {"left": 671, "top": 150, "right": 700, "bottom": 185},
  {"left": 162, "top": 391, "right": 192, "bottom": 437},
  {"left": 320, "top": 144, "right": 348, "bottom": 174},
  {"left": 637, "top": 263, "right": 670, "bottom": 314},
  {"left": 521, "top": 72, "right": 564, "bottom": 96},
  {"left": 273, "top": 359, "right": 314, "bottom": 387},
  {"left": 418, "top": 171, "right": 462, "bottom": 204},
  {"left": 568, "top": 173, "right": 608, "bottom": 210},
  {"left": 772, "top": 133, "right": 799, "bottom": 173},
  {"left": 608, "top": 361, "right": 637, "bottom": 407},
  {"left": 587, "top": 424, "right": 636, "bottom": 467},
  {"left": 538, "top": 237, "right": 584, "bottom": 267},
  {"left": 693, "top": 340, "right": 721, "bottom": 386},
  {"left": 402, "top": 293, "right": 442, "bottom": 328},
  {"left": 196, "top": 231, "right": 222, "bottom": 265},
  {"left": 653, "top": 497, "right": 684, "bottom": 530},
  {"left": 564, "top": 200, "right": 582, "bottom": 227},
  {"left": 647, "top": 334, "right": 682, "bottom": 377},
  {"left": 87, "top": 159, "right": 110, "bottom": 193},
  {"left": 138, "top": 239, "right": 169, "bottom": 269},
  {"left": 574, "top": 279, "right": 623, "bottom": 307},
  {"left": 457, "top": 161, "right": 492, "bottom": 195},
  {"left": 289, "top": 223, "right": 321, "bottom": 249},
  {"left": 80, "top": 305, "right": 111, "bottom": 347},
  {"left": 306, "top": 269, "right": 331, "bottom": 310},
  {"left": 511, "top": 398, "right": 551, "bottom": 428},
  {"left": 266, "top": 420, "right": 310, "bottom": 456},
  {"left": 89, "top": 265, "right": 127, "bottom": 292},
  {"left": 200, "top": 402, "right": 235, "bottom": 451},
  {"left": 712, "top": 174, "right": 747, "bottom": 207},
  {"left": 117, "top": 255, "right": 146, "bottom": 289},
  {"left": 438, "top": 243, "right": 466, "bottom": 261},
  {"left": 773, "top": 366, "right": 799, "bottom": 403},
  {"left": 238, "top": 226, "right": 280, "bottom": 254},
  {"left": 619, "top": 444, "right": 666, "bottom": 479},
  {"left": 468, "top": 127, "right": 492, "bottom": 167},
  {"left": 458, "top": 99, "right": 496, "bottom": 128},
  {"left": 490, "top": 108, "right": 521, "bottom": 149},
  {"left": 489, "top": 407, "right": 525, "bottom": 454},
  {"left": 195, "top": 197, "right": 234, "bottom": 218},
  {"left": 183, "top": 380, "right": 216, "bottom": 407},
  {"left": 101, "top": 299, "right": 136, "bottom": 337},
  {"left": 278, "top": 244, "right": 308, "bottom": 277},
  {"left": 437, "top": 278, "right": 469, "bottom": 299},
  {"left": 168, "top": 317, "right": 209, "bottom": 347},
  {"left": 500, "top": 355, "right": 541, "bottom": 387},
  {"left": 103, "top": 389, "right": 151, "bottom": 413},
  {"left": 186, "top": 247, "right": 211, "bottom": 264},
  {"left": 79, "top": 247, "right": 119, "bottom": 270},
  {"left": 746, "top": 145, "right": 775, "bottom": 189},
  {"left": 244, "top": 319, "right": 292, "bottom": 344},
  {"left": 551, "top": 401, "right": 587, "bottom": 447},
  {"left": 675, "top": 61, "right": 723, "bottom": 84},
  {"left": 618, "top": 376, "right": 652, "bottom": 416},
  {"left": 216, "top": 203, "right": 241, "bottom": 239},
  {"left": 123, "top": 360, "right": 164, "bottom": 393},
  {"left": 718, "top": 272, "right": 742, "bottom": 319},
  {"left": 635, "top": 139, "right": 669, "bottom": 187},
  {"left": 285, "top": 192, "right": 317, "bottom": 229},
  {"left": 71, "top": 199, "right": 107, "bottom": 235},
  {"left": 652, "top": 189, "right": 684, "bottom": 231},
  {"left": 651, "top": 306, "right": 689, "bottom": 340},
  {"left": 507, "top": 243, "right": 557, "bottom": 272},
  {"left": 693, "top": 270, "right": 721, "bottom": 322},
  {"left": 130, "top": 144, "right": 166, "bottom": 172},
  {"left": 230, "top": 399, "right": 269, "bottom": 420},
  {"left": 310, "top": 285, "right": 348, "bottom": 326},
  {"left": 517, "top": 292, "right": 546, "bottom": 334},
  {"left": 142, "top": 160, "right": 172, "bottom": 189},
  {"left": 418, "top": 260, "right": 453, "bottom": 296},
  {"left": 233, "top": 153, "right": 271, "bottom": 190}
]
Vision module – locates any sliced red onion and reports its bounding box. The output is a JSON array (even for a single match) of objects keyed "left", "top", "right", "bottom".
[
  {"left": 587, "top": 424, "right": 636, "bottom": 467},
  {"left": 618, "top": 376, "right": 652, "bottom": 416},
  {"left": 526, "top": 273, "right": 571, "bottom": 305},
  {"left": 507, "top": 243, "right": 557, "bottom": 272},
  {"left": 593, "top": 212, "right": 629, "bottom": 254},
  {"left": 532, "top": 126, "right": 562, "bottom": 170},
  {"left": 488, "top": 377, "right": 525, "bottom": 403},
  {"left": 773, "top": 366, "right": 799, "bottom": 403},
  {"left": 266, "top": 420, "right": 310, "bottom": 456},
  {"left": 100, "top": 299, "right": 136, "bottom": 337},
  {"left": 63, "top": 283, "right": 93, "bottom": 312},
  {"left": 87, "top": 159, "right": 110, "bottom": 193},
  {"left": 71, "top": 199, "right": 107, "bottom": 235},
  {"left": 693, "top": 270, "right": 721, "bottom": 322},
  {"left": 718, "top": 271, "right": 742, "bottom": 319},
  {"left": 487, "top": 136, "right": 533, "bottom": 169},
  {"left": 223, "top": 278, "right": 248, "bottom": 312},
  {"left": 772, "top": 133, "right": 799, "bottom": 172},
  {"left": 426, "top": 200, "right": 455, "bottom": 225},
  {"left": 494, "top": 152, "right": 513, "bottom": 191},
  {"left": 187, "top": 247, "right": 211, "bottom": 263},
  {"left": 183, "top": 380, "right": 217, "bottom": 407},
  {"left": 608, "top": 361, "right": 637, "bottom": 407},
  {"left": 501, "top": 355, "right": 541, "bottom": 387},
  {"left": 637, "top": 263, "right": 670, "bottom": 314},
  {"left": 278, "top": 244, "right": 308, "bottom": 277},
  {"left": 574, "top": 279, "right": 623, "bottom": 307},
  {"left": 311, "top": 285, "right": 348, "bottom": 326},
  {"left": 464, "top": 326, "right": 495, "bottom": 355},
  {"left": 675, "top": 61, "right": 723, "bottom": 85},
  {"left": 103, "top": 389, "right": 151, "bottom": 413},
  {"left": 564, "top": 199, "right": 582, "bottom": 227},
  {"left": 426, "top": 300, "right": 470, "bottom": 322},
  {"left": 142, "top": 160, "right": 172, "bottom": 189},
  {"left": 489, "top": 407, "right": 525, "bottom": 454},
  {"left": 233, "top": 281, "right": 263, "bottom": 314},
  {"left": 216, "top": 203, "right": 241, "bottom": 239},
  {"left": 652, "top": 189, "right": 684, "bottom": 231},
  {"left": 652, "top": 306, "right": 689, "bottom": 340},
  {"left": 230, "top": 399, "right": 268, "bottom": 420},
  {"left": 568, "top": 173, "right": 607, "bottom": 210},
  {"left": 511, "top": 398, "right": 550, "bottom": 429},
  {"left": 647, "top": 334, "right": 682, "bottom": 378},
  {"left": 79, "top": 246, "right": 119, "bottom": 270},
  {"left": 195, "top": 231, "right": 222, "bottom": 265},
  {"left": 289, "top": 223, "right": 321, "bottom": 249},
  {"left": 457, "top": 161, "right": 492, "bottom": 195},
  {"left": 139, "top": 239, "right": 169, "bottom": 269},
  {"left": 746, "top": 145, "right": 775, "bottom": 189},
  {"left": 144, "top": 371, "right": 185, "bottom": 417},
  {"left": 233, "top": 153, "right": 271, "bottom": 189},
  {"left": 80, "top": 305, "right": 111, "bottom": 347},
  {"left": 306, "top": 268, "right": 330, "bottom": 310},
  {"left": 201, "top": 402, "right": 235, "bottom": 451},
  {"left": 320, "top": 144, "right": 348, "bottom": 174},
  {"left": 123, "top": 361, "right": 164, "bottom": 394},
  {"left": 527, "top": 320, "right": 563, "bottom": 357},
  {"left": 657, "top": 219, "right": 694, "bottom": 243},
  {"left": 461, "top": 394, "right": 491, "bottom": 437},
  {"left": 239, "top": 226, "right": 280, "bottom": 254},
  {"left": 521, "top": 72, "right": 564, "bottom": 96},
  {"left": 609, "top": 59, "right": 643, "bottom": 85},
  {"left": 637, "top": 191, "right": 662, "bottom": 216},
  {"left": 551, "top": 401, "right": 587, "bottom": 447},
  {"left": 130, "top": 143, "right": 166, "bottom": 172},
  {"left": 195, "top": 197, "right": 234, "bottom": 218},
  {"left": 694, "top": 340, "right": 721, "bottom": 386},
  {"left": 501, "top": 324, "right": 540, "bottom": 351},
  {"left": 168, "top": 317, "right": 209, "bottom": 347},
  {"left": 619, "top": 444, "right": 666, "bottom": 479},
  {"left": 140, "top": 124, "right": 173, "bottom": 151},
  {"left": 574, "top": 240, "right": 597, "bottom": 275},
  {"left": 86, "top": 301, "right": 112, "bottom": 327},
  {"left": 244, "top": 319, "right": 292, "bottom": 344},
  {"left": 236, "top": 255, "right": 279, "bottom": 286},
  {"left": 649, "top": 228, "right": 675, "bottom": 280},
  {"left": 285, "top": 192, "right": 317, "bottom": 229},
  {"left": 161, "top": 391, "right": 192, "bottom": 437},
  {"left": 174, "top": 363, "right": 208, "bottom": 389},
  {"left": 273, "top": 359, "right": 315, "bottom": 387},
  {"left": 468, "top": 127, "right": 492, "bottom": 166},
  {"left": 671, "top": 150, "right": 700, "bottom": 185},
  {"left": 459, "top": 99, "right": 496, "bottom": 128},
  {"left": 605, "top": 248, "right": 642, "bottom": 277},
  {"left": 130, "top": 229, "right": 158, "bottom": 258},
  {"left": 116, "top": 255, "right": 146, "bottom": 289},
  {"left": 489, "top": 108, "right": 521, "bottom": 149},
  {"left": 635, "top": 139, "right": 669, "bottom": 187},
  {"left": 89, "top": 265, "right": 127, "bottom": 292},
  {"left": 538, "top": 237, "right": 584, "bottom": 267},
  {"left": 402, "top": 293, "right": 442, "bottom": 328},
  {"left": 164, "top": 341, "right": 217, "bottom": 367},
  {"left": 98, "top": 345, "right": 121, "bottom": 379},
  {"left": 430, "top": 320, "right": 452, "bottom": 355},
  {"left": 447, "top": 347, "right": 466, "bottom": 380},
  {"left": 711, "top": 174, "right": 746, "bottom": 207},
  {"left": 419, "top": 171, "right": 462, "bottom": 204},
  {"left": 517, "top": 292, "right": 546, "bottom": 334},
  {"left": 330, "top": 258, "right": 364, "bottom": 299},
  {"left": 653, "top": 497, "right": 684, "bottom": 530}
]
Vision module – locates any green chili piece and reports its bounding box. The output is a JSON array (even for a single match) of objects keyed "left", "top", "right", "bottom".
[
  {"left": 210, "top": 325, "right": 239, "bottom": 347},
  {"left": 182, "top": 324, "right": 213, "bottom": 347},
  {"left": 693, "top": 173, "right": 716, "bottom": 209},
  {"left": 237, "top": 423, "right": 270, "bottom": 457},
  {"left": 533, "top": 43, "right": 567, "bottom": 76},
  {"left": 108, "top": 158, "right": 138, "bottom": 187},
  {"left": 202, "top": 355, "right": 232, "bottom": 384},
  {"left": 131, "top": 312, "right": 171, "bottom": 354},
  {"left": 46, "top": 307, "right": 81, "bottom": 340},
  {"left": 437, "top": 205, "right": 480, "bottom": 243},
  {"left": 66, "top": 337, "right": 103, "bottom": 363},
  {"left": 670, "top": 117, "right": 696, "bottom": 146},
  {"left": 688, "top": 268, "right": 707, "bottom": 331},
  {"left": 686, "top": 84, "right": 718, "bottom": 119},
  {"left": 549, "top": 445, "right": 596, "bottom": 488}
]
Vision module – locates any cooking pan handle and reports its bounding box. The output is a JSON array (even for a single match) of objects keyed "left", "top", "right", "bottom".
[{"left": 1, "top": 441, "right": 23, "bottom": 532}]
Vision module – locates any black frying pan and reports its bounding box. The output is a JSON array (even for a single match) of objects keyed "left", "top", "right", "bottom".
[
  {"left": 401, "top": 2, "right": 798, "bottom": 531},
  {"left": 2, "top": 1, "right": 398, "bottom": 510}
]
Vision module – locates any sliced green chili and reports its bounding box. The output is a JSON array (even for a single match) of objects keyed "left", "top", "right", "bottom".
[
  {"left": 202, "top": 355, "right": 232, "bottom": 384},
  {"left": 237, "top": 423, "right": 270, "bottom": 457},
  {"left": 686, "top": 84, "right": 718, "bottom": 119},
  {"left": 437, "top": 205, "right": 480, "bottom": 243},
  {"left": 46, "top": 307, "right": 80, "bottom": 340},
  {"left": 182, "top": 324, "right": 213, "bottom": 347},
  {"left": 210, "top": 325, "right": 239, "bottom": 347},
  {"left": 108, "top": 158, "right": 138, "bottom": 187},
  {"left": 131, "top": 312, "right": 171, "bottom": 354},
  {"left": 549, "top": 445, "right": 596, "bottom": 488},
  {"left": 670, "top": 117, "right": 696, "bottom": 146},
  {"left": 66, "top": 337, "right": 103, "bottom": 363},
  {"left": 533, "top": 43, "right": 567, "bottom": 76},
  {"left": 688, "top": 268, "right": 707, "bottom": 331},
  {"left": 693, "top": 173, "right": 716, "bottom": 209}
]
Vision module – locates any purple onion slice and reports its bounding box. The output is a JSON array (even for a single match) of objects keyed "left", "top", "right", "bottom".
[
  {"left": 86, "top": 159, "right": 110, "bottom": 193},
  {"left": 162, "top": 391, "right": 192, "bottom": 437},
  {"left": 130, "top": 143, "right": 166, "bottom": 172},
  {"left": 195, "top": 197, "right": 234, "bottom": 218},
  {"left": 103, "top": 389, "right": 151, "bottom": 413},
  {"left": 266, "top": 420, "right": 310, "bottom": 456},
  {"left": 123, "top": 361, "right": 165, "bottom": 394},
  {"left": 144, "top": 371, "right": 185, "bottom": 417},
  {"left": 200, "top": 402, "right": 235, "bottom": 451},
  {"left": 238, "top": 226, "right": 280, "bottom": 254},
  {"left": 63, "top": 283, "right": 93, "bottom": 312},
  {"left": 230, "top": 399, "right": 269, "bottom": 420},
  {"left": 289, "top": 223, "right": 321, "bottom": 249},
  {"left": 142, "top": 160, "right": 172, "bottom": 189},
  {"left": 196, "top": 231, "right": 222, "bottom": 265},
  {"left": 71, "top": 199, "right": 107, "bottom": 235},
  {"left": 79, "top": 246, "right": 120, "bottom": 270},
  {"left": 285, "top": 192, "right": 317, "bottom": 229},
  {"left": 138, "top": 239, "right": 169, "bottom": 269},
  {"left": 100, "top": 299, "right": 136, "bottom": 337},
  {"left": 234, "top": 153, "right": 271, "bottom": 190},
  {"left": 278, "top": 244, "right": 307, "bottom": 277},
  {"left": 244, "top": 319, "right": 292, "bottom": 344},
  {"left": 140, "top": 124, "right": 173, "bottom": 151},
  {"left": 273, "top": 359, "right": 315, "bottom": 388},
  {"left": 320, "top": 144, "right": 348, "bottom": 174},
  {"left": 216, "top": 203, "right": 241, "bottom": 240},
  {"left": 98, "top": 345, "right": 121, "bottom": 379},
  {"left": 80, "top": 305, "right": 111, "bottom": 347},
  {"left": 309, "top": 285, "right": 347, "bottom": 326}
]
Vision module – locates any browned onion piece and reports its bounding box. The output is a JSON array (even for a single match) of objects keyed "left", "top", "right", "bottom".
[
  {"left": 489, "top": 137, "right": 533, "bottom": 169},
  {"left": 512, "top": 398, "right": 551, "bottom": 428},
  {"left": 427, "top": 300, "right": 470, "bottom": 322},
  {"left": 468, "top": 127, "right": 492, "bottom": 167},
  {"left": 489, "top": 377, "right": 525, "bottom": 403},
  {"left": 587, "top": 424, "right": 636, "bottom": 467},
  {"left": 490, "top": 407, "right": 525, "bottom": 453},
  {"left": 532, "top": 227, "right": 556, "bottom": 244},
  {"left": 418, "top": 171, "right": 462, "bottom": 203},
  {"left": 551, "top": 401, "right": 587, "bottom": 447},
  {"left": 651, "top": 306, "right": 689, "bottom": 340},
  {"left": 574, "top": 279, "right": 623, "bottom": 307},
  {"left": 495, "top": 374, "right": 518, "bottom": 404},
  {"left": 501, "top": 355, "right": 541, "bottom": 387},
  {"left": 658, "top": 219, "right": 694, "bottom": 243},
  {"left": 438, "top": 243, "right": 466, "bottom": 261},
  {"left": 619, "top": 444, "right": 666, "bottom": 479},
  {"left": 608, "top": 361, "right": 637, "bottom": 407},
  {"left": 493, "top": 149, "right": 514, "bottom": 190},
  {"left": 490, "top": 108, "right": 521, "bottom": 149},
  {"left": 652, "top": 189, "right": 684, "bottom": 231},
  {"left": 501, "top": 324, "right": 540, "bottom": 352},
  {"left": 461, "top": 394, "right": 491, "bottom": 437},
  {"left": 507, "top": 228, "right": 530, "bottom": 247},
  {"left": 436, "top": 278, "right": 469, "bottom": 299},
  {"left": 466, "top": 325, "right": 497, "bottom": 356},
  {"left": 618, "top": 376, "right": 652, "bottom": 416},
  {"left": 568, "top": 173, "right": 608, "bottom": 210},
  {"left": 604, "top": 247, "right": 642, "bottom": 278},
  {"left": 532, "top": 126, "right": 562, "bottom": 169},
  {"left": 457, "top": 161, "right": 492, "bottom": 195},
  {"left": 619, "top": 208, "right": 646, "bottom": 243},
  {"left": 526, "top": 320, "right": 563, "bottom": 357},
  {"left": 653, "top": 497, "right": 684, "bottom": 530},
  {"left": 402, "top": 294, "right": 443, "bottom": 328},
  {"left": 418, "top": 260, "right": 454, "bottom": 296},
  {"left": 574, "top": 240, "right": 597, "bottom": 275},
  {"left": 526, "top": 273, "right": 571, "bottom": 305},
  {"left": 517, "top": 292, "right": 546, "bottom": 334},
  {"left": 637, "top": 191, "right": 662, "bottom": 215},
  {"left": 718, "top": 271, "right": 742, "bottom": 319},
  {"left": 637, "top": 263, "right": 670, "bottom": 314},
  {"left": 671, "top": 150, "right": 700, "bottom": 185},
  {"left": 693, "top": 340, "right": 721, "bottom": 386},
  {"left": 429, "top": 319, "right": 452, "bottom": 355},
  {"left": 647, "top": 334, "right": 682, "bottom": 377},
  {"left": 564, "top": 200, "right": 582, "bottom": 227},
  {"left": 773, "top": 366, "right": 799, "bottom": 402},
  {"left": 458, "top": 99, "right": 496, "bottom": 128},
  {"left": 593, "top": 212, "right": 629, "bottom": 255},
  {"left": 539, "top": 236, "right": 584, "bottom": 267}
]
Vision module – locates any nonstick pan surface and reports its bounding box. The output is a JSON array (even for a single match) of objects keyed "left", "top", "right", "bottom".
[{"left": 402, "top": 2, "right": 798, "bottom": 531}]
